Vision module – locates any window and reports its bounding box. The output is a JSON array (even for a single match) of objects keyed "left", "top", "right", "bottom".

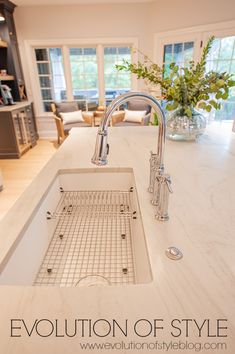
[
  {"left": 163, "top": 41, "right": 194, "bottom": 77},
  {"left": 206, "top": 36, "right": 235, "bottom": 121},
  {"left": 155, "top": 24, "right": 235, "bottom": 122},
  {"left": 35, "top": 48, "right": 66, "bottom": 112},
  {"left": 69, "top": 47, "right": 98, "bottom": 110},
  {"left": 34, "top": 43, "right": 134, "bottom": 113},
  {"left": 104, "top": 46, "right": 131, "bottom": 105}
]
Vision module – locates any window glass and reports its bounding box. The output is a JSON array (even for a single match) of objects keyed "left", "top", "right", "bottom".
[
  {"left": 49, "top": 48, "right": 67, "bottom": 101},
  {"left": 163, "top": 41, "right": 194, "bottom": 77},
  {"left": 69, "top": 47, "right": 98, "bottom": 109},
  {"left": 173, "top": 43, "right": 183, "bottom": 64},
  {"left": 104, "top": 46, "right": 131, "bottom": 105},
  {"left": 35, "top": 48, "right": 66, "bottom": 112},
  {"left": 206, "top": 36, "right": 235, "bottom": 121},
  {"left": 39, "top": 76, "right": 51, "bottom": 88},
  {"left": 35, "top": 49, "right": 48, "bottom": 61},
  {"left": 184, "top": 42, "right": 194, "bottom": 62},
  {"left": 163, "top": 44, "right": 173, "bottom": 63},
  {"left": 37, "top": 63, "right": 50, "bottom": 75}
]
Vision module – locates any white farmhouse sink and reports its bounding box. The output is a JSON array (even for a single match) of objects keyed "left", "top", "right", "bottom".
[{"left": 0, "top": 168, "right": 152, "bottom": 286}]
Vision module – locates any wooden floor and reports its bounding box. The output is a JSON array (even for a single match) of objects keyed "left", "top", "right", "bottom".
[{"left": 0, "top": 140, "right": 57, "bottom": 220}]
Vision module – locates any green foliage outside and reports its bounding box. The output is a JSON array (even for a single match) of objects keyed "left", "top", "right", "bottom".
[
  {"left": 152, "top": 112, "right": 158, "bottom": 126},
  {"left": 70, "top": 53, "right": 131, "bottom": 91},
  {"left": 116, "top": 37, "right": 235, "bottom": 118}
]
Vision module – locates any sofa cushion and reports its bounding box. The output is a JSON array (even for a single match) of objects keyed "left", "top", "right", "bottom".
[
  {"left": 54, "top": 101, "right": 79, "bottom": 117},
  {"left": 123, "top": 109, "right": 146, "bottom": 123},
  {"left": 128, "top": 99, "right": 151, "bottom": 114},
  {"left": 60, "top": 110, "right": 84, "bottom": 125}
]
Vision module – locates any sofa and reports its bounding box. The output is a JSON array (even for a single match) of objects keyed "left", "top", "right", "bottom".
[{"left": 112, "top": 99, "right": 152, "bottom": 126}]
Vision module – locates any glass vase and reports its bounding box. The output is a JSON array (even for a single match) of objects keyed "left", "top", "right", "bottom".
[{"left": 166, "top": 108, "right": 206, "bottom": 141}]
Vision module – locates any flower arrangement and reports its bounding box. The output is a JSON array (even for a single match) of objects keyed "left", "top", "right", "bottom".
[{"left": 116, "top": 37, "right": 235, "bottom": 118}]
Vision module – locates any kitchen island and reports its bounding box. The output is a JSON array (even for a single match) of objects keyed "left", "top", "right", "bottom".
[{"left": 0, "top": 123, "right": 234, "bottom": 353}]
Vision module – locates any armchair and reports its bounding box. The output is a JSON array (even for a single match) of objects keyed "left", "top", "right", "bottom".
[
  {"left": 51, "top": 101, "right": 94, "bottom": 144},
  {"left": 112, "top": 99, "right": 151, "bottom": 126}
]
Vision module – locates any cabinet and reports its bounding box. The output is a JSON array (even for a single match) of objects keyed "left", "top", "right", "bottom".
[
  {"left": 0, "top": 0, "right": 26, "bottom": 101},
  {"left": 0, "top": 102, "right": 38, "bottom": 158}
]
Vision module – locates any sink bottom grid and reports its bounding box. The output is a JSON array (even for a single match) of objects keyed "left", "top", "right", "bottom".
[{"left": 34, "top": 190, "right": 136, "bottom": 287}]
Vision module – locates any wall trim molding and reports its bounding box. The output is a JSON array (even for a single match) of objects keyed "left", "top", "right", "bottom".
[
  {"left": 154, "top": 20, "right": 235, "bottom": 39},
  {"left": 24, "top": 37, "right": 139, "bottom": 47}
]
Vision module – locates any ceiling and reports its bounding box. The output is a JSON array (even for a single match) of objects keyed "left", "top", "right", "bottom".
[{"left": 14, "top": 0, "right": 154, "bottom": 6}]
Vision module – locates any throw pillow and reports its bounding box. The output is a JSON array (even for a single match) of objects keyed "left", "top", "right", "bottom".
[
  {"left": 60, "top": 110, "right": 84, "bottom": 125},
  {"left": 123, "top": 109, "right": 146, "bottom": 124}
]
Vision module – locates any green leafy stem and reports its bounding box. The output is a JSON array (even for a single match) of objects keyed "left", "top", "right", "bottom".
[{"left": 116, "top": 37, "right": 235, "bottom": 118}]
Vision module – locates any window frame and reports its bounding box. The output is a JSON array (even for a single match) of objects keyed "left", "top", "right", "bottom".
[
  {"left": 154, "top": 21, "right": 235, "bottom": 66},
  {"left": 34, "top": 47, "right": 67, "bottom": 112},
  {"left": 24, "top": 38, "right": 138, "bottom": 116}
]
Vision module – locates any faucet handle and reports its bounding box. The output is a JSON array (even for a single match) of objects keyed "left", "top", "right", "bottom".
[
  {"left": 149, "top": 151, "right": 158, "bottom": 167},
  {"left": 148, "top": 151, "right": 159, "bottom": 193},
  {"left": 155, "top": 173, "right": 172, "bottom": 221},
  {"left": 164, "top": 175, "right": 173, "bottom": 194}
]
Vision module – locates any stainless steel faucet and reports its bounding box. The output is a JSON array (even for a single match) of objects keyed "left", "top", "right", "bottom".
[{"left": 91, "top": 92, "right": 172, "bottom": 221}]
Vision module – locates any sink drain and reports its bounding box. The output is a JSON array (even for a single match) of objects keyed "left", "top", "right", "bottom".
[
  {"left": 76, "top": 275, "right": 110, "bottom": 287},
  {"left": 165, "top": 247, "right": 183, "bottom": 260}
]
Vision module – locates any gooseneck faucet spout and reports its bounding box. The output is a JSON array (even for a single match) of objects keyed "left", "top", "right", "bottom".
[
  {"left": 92, "top": 92, "right": 165, "bottom": 168},
  {"left": 91, "top": 92, "right": 172, "bottom": 221}
]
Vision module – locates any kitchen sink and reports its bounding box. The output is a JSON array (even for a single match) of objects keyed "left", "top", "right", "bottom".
[{"left": 0, "top": 168, "right": 152, "bottom": 286}]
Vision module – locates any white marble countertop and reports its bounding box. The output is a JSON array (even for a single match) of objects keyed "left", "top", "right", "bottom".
[{"left": 0, "top": 122, "right": 234, "bottom": 354}]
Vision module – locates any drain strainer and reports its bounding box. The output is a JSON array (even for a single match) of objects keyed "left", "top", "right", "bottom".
[
  {"left": 165, "top": 247, "right": 183, "bottom": 260},
  {"left": 76, "top": 275, "right": 110, "bottom": 287}
]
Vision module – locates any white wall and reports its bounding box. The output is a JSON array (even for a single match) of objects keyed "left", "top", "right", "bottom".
[
  {"left": 15, "top": 0, "right": 235, "bottom": 53},
  {"left": 15, "top": 3, "right": 152, "bottom": 55},
  {"left": 13, "top": 1, "right": 235, "bottom": 137},
  {"left": 149, "top": 0, "right": 235, "bottom": 33}
]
